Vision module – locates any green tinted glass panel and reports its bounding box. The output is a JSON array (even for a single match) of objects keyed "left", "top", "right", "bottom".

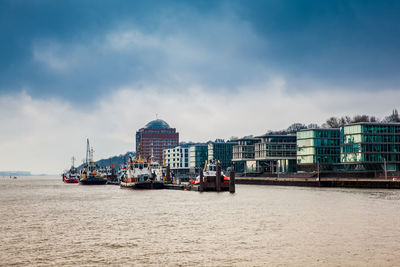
[
  {"left": 342, "top": 134, "right": 362, "bottom": 144},
  {"left": 297, "top": 131, "right": 315, "bottom": 139},
  {"left": 343, "top": 125, "right": 362, "bottom": 135},
  {"left": 341, "top": 153, "right": 363, "bottom": 162},
  {"left": 297, "top": 147, "right": 315, "bottom": 156},
  {"left": 297, "top": 139, "right": 314, "bottom": 147}
]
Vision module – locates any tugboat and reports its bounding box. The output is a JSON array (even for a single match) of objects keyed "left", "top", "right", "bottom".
[
  {"left": 191, "top": 159, "right": 230, "bottom": 185},
  {"left": 120, "top": 154, "right": 164, "bottom": 189},
  {"left": 149, "top": 149, "right": 164, "bottom": 181},
  {"left": 106, "top": 165, "right": 119, "bottom": 185},
  {"left": 80, "top": 139, "right": 107, "bottom": 185},
  {"left": 62, "top": 156, "right": 79, "bottom": 183}
]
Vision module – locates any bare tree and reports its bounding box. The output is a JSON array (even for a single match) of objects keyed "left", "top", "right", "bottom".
[
  {"left": 324, "top": 117, "right": 340, "bottom": 128},
  {"left": 383, "top": 109, "right": 400, "bottom": 122},
  {"left": 325, "top": 114, "right": 380, "bottom": 128},
  {"left": 352, "top": 114, "right": 371, "bottom": 123},
  {"left": 369, "top": 116, "right": 379, "bottom": 122},
  {"left": 286, "top": 123, "right": 307, "bottom": 133}
]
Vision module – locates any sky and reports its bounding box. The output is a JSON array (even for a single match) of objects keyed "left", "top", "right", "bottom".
[{"left": 1, "top": 0, "right": 400, "bottom": 174}]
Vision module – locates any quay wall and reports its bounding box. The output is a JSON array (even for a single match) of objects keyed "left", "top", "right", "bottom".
[{"left": 236, "top": 177, "right": 400, "bottom": 189}]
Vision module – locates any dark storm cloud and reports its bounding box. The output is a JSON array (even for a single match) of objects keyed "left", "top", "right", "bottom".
[
  {"left": 235, "top": 0, "right": 400, "bottom": 90},
  {"left": 1, "top": 0, "right": 400, "bottom": 101}
]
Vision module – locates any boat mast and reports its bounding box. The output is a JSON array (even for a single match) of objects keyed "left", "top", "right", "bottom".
[
  {"left": 85, "top": 138, "right": 90, "bottom": 166},
  {"left": 71, "top": 156, "right": 76, "bottom": 168},
  {"left": 89, "top": 147, "right": 94, "bottom": 166},
  {"left": 150, "top": 147, "right": 154, "bottom": 163}
]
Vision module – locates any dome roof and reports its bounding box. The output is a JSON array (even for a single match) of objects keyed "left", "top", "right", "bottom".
[{"left": 145, "top": 119, "right": 171, "bottom": 129}]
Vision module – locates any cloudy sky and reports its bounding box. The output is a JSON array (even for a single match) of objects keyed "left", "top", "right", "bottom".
[{"left": 1, "top": 0, "right": 400, "bottom": 174}]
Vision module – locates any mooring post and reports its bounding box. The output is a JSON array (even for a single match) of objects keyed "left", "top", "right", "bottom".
[
  {"left": 229, "top": 170, "right": 235, "bottom": 193},
  {"left": 317, "top": 160, "right": 320, "bottom": 187},
  {"left": 166, "top": 166, "right": 170, "bottom": 183},
  {"left": 199, "top": 169, "right": 204, "bottom": 192},
  {"left": 216, "top": 162, "right": 221, "bottom": 192}
]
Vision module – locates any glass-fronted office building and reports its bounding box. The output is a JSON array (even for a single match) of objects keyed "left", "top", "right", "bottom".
[
  {"left": 208, "top": 139, "right": 238, "bottom": 171},
  {"left": 189, "top": 144, "right": 208, "bottom": 174},
  {"left": 255, "top": 134, "right": 297, "bottom": 173},
  {"left": 297, "top": 129, "right": 340, "bottom": 171},
  {"left": 232, "top": 138, "right": 261, "bottom": 173},
  {"left": 341, "top": 123, "right": 400, "bottom": 171}
]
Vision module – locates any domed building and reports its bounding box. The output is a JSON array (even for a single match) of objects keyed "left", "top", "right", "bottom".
[
  {"left": 144, "top": 119, "right": 171, "bottom": 129},
  {"left": 135, "top": 119, "right": 179, "bottom": 164}
]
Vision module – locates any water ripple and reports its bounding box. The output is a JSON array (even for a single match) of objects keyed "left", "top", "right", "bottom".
[{"left": 1, "top": 177, "right": 400, "bottom": 266}]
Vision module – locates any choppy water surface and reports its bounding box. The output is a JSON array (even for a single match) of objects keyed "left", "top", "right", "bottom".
[{"left": 1, "top": 176, "right": 400, "bottom": 266}]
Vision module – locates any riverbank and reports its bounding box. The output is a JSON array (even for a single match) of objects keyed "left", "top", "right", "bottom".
[{"left": 236, "top": 176, "right": 400, "bottom": 189}]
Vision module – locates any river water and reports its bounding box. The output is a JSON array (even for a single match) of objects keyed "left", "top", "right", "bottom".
[{"left": 1, "top": 176, "right": 400, "bottom": 266}]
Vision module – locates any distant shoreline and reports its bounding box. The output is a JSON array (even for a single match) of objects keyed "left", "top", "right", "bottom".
[{"left": 0, "top": 172, "right": 53, "bottom": 176}]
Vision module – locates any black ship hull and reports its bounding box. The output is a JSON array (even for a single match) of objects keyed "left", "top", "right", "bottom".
[
  {"left": 80, "top": 177, "right": 107, "bottom": 185},
  {"left": 120, "top": 180, "right": 164, "bottom": 189}
]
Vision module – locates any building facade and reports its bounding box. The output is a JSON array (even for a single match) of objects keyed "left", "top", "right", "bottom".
[
  {"left": 297, "top": 128, "right": 340, "bottom": 172},
  {"left": 341, "top": 123, "right": 400, "bottom": 171},
  {"left": 255, "top": 134, "right": 297, "bottom": 173},
  {"left": 232, "top": 138, "right": 261, "bottom": 173},
  {"left": 163, "top": 145, "right": 189, "bottom": 175},
  {"left": 135, "top": 119, "right": 179, "bottom": 164},
  {"left": 208, "top": 139, "right": 238, "bottom": 171},
  {"left": 189, "top": 144, "right": 209, "bottom": 174}
]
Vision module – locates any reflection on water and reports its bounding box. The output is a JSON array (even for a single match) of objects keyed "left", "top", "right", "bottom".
[{"left": 1, "top": 176, "right": 400, "bottom": 266}]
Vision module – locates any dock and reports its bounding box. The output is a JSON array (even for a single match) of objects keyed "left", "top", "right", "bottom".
[{"left": 163, "top": 164, "right": 236, "bottom": 193}]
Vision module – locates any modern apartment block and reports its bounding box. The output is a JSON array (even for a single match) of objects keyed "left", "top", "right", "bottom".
[
  {"left": 232, "top": 137, "right": 261, "bottom": 173},
  {"left": 208, "top": 139, "right": 238, "bottom": 171},
  {"left": 341, "top": 123, "right": 400, "bottom": 171},
  {"left": 296, "top": 128, "right": 340, "bottom": 172},
  {"left": 255, "top": 134, "right": 297, "bottom": 173},
  {"left": 163, "top": 145, "right": 190, "bottom": 175}
]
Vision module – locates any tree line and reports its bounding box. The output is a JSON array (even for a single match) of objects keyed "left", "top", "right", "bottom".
[
  {"left": 322, "top": 109, "right": 400, "bottom": 128},
  {"left": 265, "top": 109, "right": 400, "bottom": 135}
]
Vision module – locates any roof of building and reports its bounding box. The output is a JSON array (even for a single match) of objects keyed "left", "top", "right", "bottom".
[
  {"left": 298, "top": 128, "right": 340, "bottom": 132},
  {"left": 255, "top": 133, "right": 297, "bottom": 138},
  {"left": 144, "top": 119, "right": 171, "bottom": 129},
  {"left": 211, "top": 141, "right": 238, "bottom": 145},
  {"left": 344, "top": 122, "right": 400, "bottom": 126},
  {"left": 189, "top": 143, "right": 209, "bottom": 148},
  {"left": 234, "top": 137, "right": 262, "bottom": 141}
]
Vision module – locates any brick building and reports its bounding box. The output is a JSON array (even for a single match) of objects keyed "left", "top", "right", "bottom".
[{"left": 135, "top": 119, "right": 179, "bottom": 164}]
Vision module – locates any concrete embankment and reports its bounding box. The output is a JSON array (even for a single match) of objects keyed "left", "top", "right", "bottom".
[{"left": 236, "top": 177, "right": 400, "bottom": 189}]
